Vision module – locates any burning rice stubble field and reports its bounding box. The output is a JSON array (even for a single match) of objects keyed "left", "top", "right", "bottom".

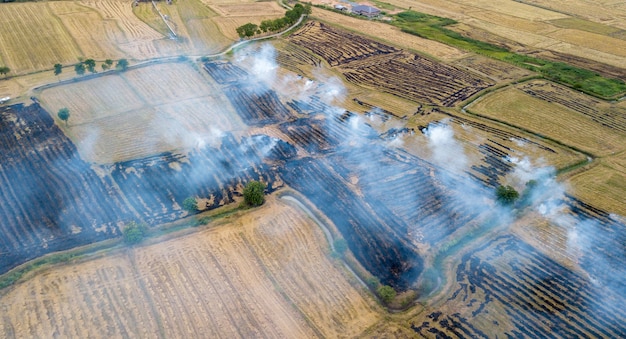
[{"left": 0, "top": 198, "right": 381, "bottom": 338}]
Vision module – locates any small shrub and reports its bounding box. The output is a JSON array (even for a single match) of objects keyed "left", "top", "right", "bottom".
[
  {"left": 182, "top": 197, "right": 198, "bottom": 213},
  {"left": 243, "top": 180, "right": 265, "bottom": 207},
  {"left": 496, "top": 185, "right": 519, "bottom": 205},
  {"left": 122, "top": 221, "right": 147, "bottom": 245},
  {"left": 377, "top": 285, "right": 396, "bottom": 304}
]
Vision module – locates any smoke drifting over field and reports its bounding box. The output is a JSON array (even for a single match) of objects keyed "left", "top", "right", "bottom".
[{"left": 3, "top": 35, "right": 626, "bottom": 336}]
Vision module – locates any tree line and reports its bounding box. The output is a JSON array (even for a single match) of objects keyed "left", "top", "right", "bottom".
[{"left": 236, "top": 3, "right": 311, "bottom": 38}]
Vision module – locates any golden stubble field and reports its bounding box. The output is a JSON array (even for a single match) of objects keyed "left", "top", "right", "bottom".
[
  {"left": 38, "top": 61, "right": 245, "bottom": 163},
  {"left": 0, "top": 0, "right": 285, "bottom": 77},
  {"left": 0, "top": 196, "right": 381, "bottom": 338},
  {"left": 467, "top": 83, "right": 626, "bottom": 157},
  {"left": 379, "top": 0, "right": 626, "bottom": 70}
]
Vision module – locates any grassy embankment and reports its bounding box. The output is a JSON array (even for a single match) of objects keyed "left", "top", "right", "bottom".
[{"left": 392, "top": 11, "right": 626, "bottom": 99}]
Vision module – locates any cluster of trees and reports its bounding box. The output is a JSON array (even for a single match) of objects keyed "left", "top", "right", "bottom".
[
  {"left": 0, "top": 66, "right": 10, "bottom": 77},
  {"left": 53, "top": 59, "right": 129, "bottom": 77},
  {"left": 236, "top": 3, "right": 311, "bottom": 38}
]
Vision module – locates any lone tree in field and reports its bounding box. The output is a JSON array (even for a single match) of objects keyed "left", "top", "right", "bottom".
[
  {"left": 57, "top": 108, "right": 70, "bottom": 126},
  {"left": 0, "top": 66, "right": 10, "bottom": 78},
  {"left": 53, "top": 63, "right": 63, "bottom": 78},
  {"left": 122, "top": 221, "right": 147, "bottom": 245},
  {"left": 496, "top": 185, "right": 519, "bottom": 205},
  {"left": 243, "top": 180, "right": 265, "bottom": 207},
  {"left": 74, "top": 62, "right": 85, "bottom": 75},
  {"left": 377, "top": 285, "right": 396, "bottom": 304},
  {"left": 182, "top": 197, "right": 198, "bottom": 213},
  {"left": 84, "top": 59, "right": 97, "bottom": 73},
  {"left": 116, "top": 58, "right": 129, "bottom": 71}
]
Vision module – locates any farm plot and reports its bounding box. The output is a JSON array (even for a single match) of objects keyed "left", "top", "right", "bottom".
[
  {"left": 467, "top": 85, "right": 626, "bottom": 156},
  {"left": 340, "top": 51, "right": 493, "bottom": 107},
  {"left": 288, "top": 22, "right": 493, "bottom": 107},
  {"left": 288, "top": 21, "right": 401, "bottom": 68},
  {"left": 455, "top": 55, "right": 533, "bottom": 82},
  {"left": 519, "top": 80, "right": 626, "bottom": 133},
  {"left": 84, "top": 0, "right": 180, "bottom": 59},
  {"left": 310, "top": 7, "right": 469, "bottom": 61},
  {"left": 170, "top": 0, "right": 233, "bottom": 53},
  {"left": 48, "top": 1, "right": 124, "bottom": 61},
  {"left": 108, "top": 133, "right": 284, "bottom": 225},
  {"left": 279, "top": 135, "right": 503, "bottom": 289},
  {"left": 202, "top": 61, "right": 294, "bottom": 126},
  {"left": 0, "top": 103, "right": 131, "bottom": 275},
  {"left": 569, "top": 163, "right": 626, "bottom": 216},
  {"left": 39, "top": 62, "right": 245, "bottom": 163},
  {"left": 0, "top": 199, "right": 380, "bottom": 338},
  {"left": 0, "top": 3, "right": 81, "bottom": 74},
  {"left": 411, "top": 234, "right": 626, "bottom": 337}
]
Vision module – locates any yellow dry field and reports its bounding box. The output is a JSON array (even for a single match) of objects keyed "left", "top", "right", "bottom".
[
  {"left": 546, "top": 29, "right": 626, "bottom": 58},
  {"left": 519, "top": 0, "right": 626, "bottom": 26},
  {"left": 0, "top": 3, "right": 81, "bottom": 74},
  {"left": 455, "top": 55, "right": 534, "bottom": 82},
  {"left": 377, "top": 0, "right": 626, "bottom": 69},
  {"left": 569, "top": 161, "right": 626, "bottom": 216},
  {"left": 48, "top": 1, "right": 125, "bottom": 61},
  {"left": 209, "top": 2, "right": 285, "bottom": 17},
  {"left": 166, "top": 0, "right": 234, "bottom": 53},
  {"left": 0, "top": 197, "right": 380, "bottom": 338},
  {"left": 468, "top": 87, "right": 626, "bottom": 156},
  {"left": 310, "top": 8, "right": 469, "bottom": 61},
  {"left": 38, "top": 62, "right": 245, "bottom": 163},
  {"left": 549, "top": 17, "right": 625, "bottom": 36}
]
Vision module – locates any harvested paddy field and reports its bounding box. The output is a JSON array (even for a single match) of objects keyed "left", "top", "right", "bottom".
[
  {"left": 0, "top": 197, "right": 381, "bottom": 338},
  {"left": 39, "top": 61, "right": 244, "bottom": 163},
  {"left": 467, "top": 81, "right": 626, "bottom": 156}
]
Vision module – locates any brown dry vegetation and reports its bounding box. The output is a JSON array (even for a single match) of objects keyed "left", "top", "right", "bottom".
[{"left": 0, "top": 197, "right": 380, "bottom": 338}]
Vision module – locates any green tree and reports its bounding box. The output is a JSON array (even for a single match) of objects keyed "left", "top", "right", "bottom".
[
  {"left": 57, "top": 108, "right": 70, "bottom": 126},
  {"left": 84, "top": 59, "right": 96, "bottom": 73},
  {"left": 182, "top": 197, "right": 198, "bottom": 213},
  {"left": 0, "top": 66, "right": 10, "bottom": 77},
  {"left": 243, "top": 180, "right": 265, "bottom": 206},
  {"left": 74, "top": 62, "right": 85, "bottom": 75},
  {"left": 122, "top": 221, "right": 147, "bottom": 245},
  {"left": 496, "top": 185, "right": 519, "bottom": 205},
  {"left": 116, "top": 58, "right": 129, "bottom": 71},
  {"left": 53, "top": 63, "right": 63, "bottom": 77},
  {"left": 377, "top": 285, "right": 396, "bottom": 304}
]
